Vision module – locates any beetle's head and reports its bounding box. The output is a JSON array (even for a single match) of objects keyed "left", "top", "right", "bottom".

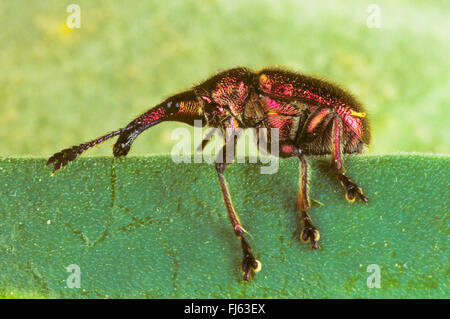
[{"left": 157, "top": 90, "right": 205, "bottom": 126}]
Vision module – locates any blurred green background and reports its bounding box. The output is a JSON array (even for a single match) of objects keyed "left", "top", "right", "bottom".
[{"left": 0, "top": 0, "right": 448, "bottom": 157}]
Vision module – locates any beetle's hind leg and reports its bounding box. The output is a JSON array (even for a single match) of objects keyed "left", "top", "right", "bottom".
[
  {"left": 331, "top": 117, "right": 368, "bottom": 203},
  {"left": 296, "top": 150, "right": 320, "bottom": 250},
  {"left": 337, "top": 173, "right": 368, "bottom": 203}
]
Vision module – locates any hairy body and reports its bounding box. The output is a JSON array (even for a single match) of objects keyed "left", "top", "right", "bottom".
[{"left": 48, "top": 67, "right": 370, "bottom": 281}]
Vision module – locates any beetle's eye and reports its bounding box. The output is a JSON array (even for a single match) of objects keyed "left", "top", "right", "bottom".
[{"left": 165, "top": 101, "right": 180, "bottom": 115}]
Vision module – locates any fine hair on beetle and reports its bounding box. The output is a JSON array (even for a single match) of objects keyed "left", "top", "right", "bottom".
[{"left": 47, "top": 67, "right": 370, "bottom": 281}]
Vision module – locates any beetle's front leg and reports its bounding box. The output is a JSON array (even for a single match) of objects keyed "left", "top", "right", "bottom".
[
  {"left": 215, "top": 132, "right": 261, "bottom": 281},
  {"left": 331, "top": 117, "right": 368, "bottom": 203}
]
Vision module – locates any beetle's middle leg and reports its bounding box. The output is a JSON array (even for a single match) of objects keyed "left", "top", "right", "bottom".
[
  {"left": 276, "top": 143, "right": 321, "bottom": 250},
  {"left": 295, "top": 150, "right": 320, "bottom": 250},
  {"left": 214, "top": 132, "right": 261, "bottom": 281}
]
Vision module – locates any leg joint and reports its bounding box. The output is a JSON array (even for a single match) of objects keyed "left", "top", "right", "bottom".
[{"left": 215, "top": 162, "right": 226, "bottom": 174}]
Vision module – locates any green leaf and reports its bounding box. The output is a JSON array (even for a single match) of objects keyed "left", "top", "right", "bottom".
[{"left": 0, "top": 154, "right": 448, "bottom": 298}]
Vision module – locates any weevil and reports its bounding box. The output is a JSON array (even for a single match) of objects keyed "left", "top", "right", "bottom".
[{"left": 47, "top": 67, "right": 370, "bottom": 281}]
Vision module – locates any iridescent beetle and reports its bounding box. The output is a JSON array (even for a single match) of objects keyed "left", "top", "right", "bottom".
[{"left": 47, "top": 67, "right": 370, "bottom": 281}]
